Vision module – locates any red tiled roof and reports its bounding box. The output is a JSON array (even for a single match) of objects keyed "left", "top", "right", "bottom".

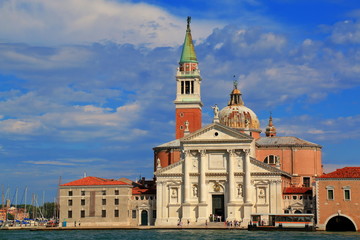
[
  {"left": 319, "top": 167, "right": 360, "bottom": 179},
  {"left": 132, "top": 187, "right": 156, "bottom": 195},
  {"left": 60, "top": 176, "right": 130, "bottom": 186},
  {"left": 283, "top": 187, "right": 312, "bottom": 194}
]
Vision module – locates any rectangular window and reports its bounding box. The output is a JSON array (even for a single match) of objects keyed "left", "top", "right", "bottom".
[
  {"left": 153, "top": 210, "right": 156, "bottom": 218},
  {"left": 81, "top": 210, "right": 85, "bottom": 218},
  {"left": 68, "top": 199, "right": 73, "bottom": 206},
  {"left": 114, "top": 209, "right": 119, "bottom": 217},
  {"left": 185, "top": 81, "right": 190, "bottom": 94},
  {"left": 102, "top": 190, "right": 106, "bottom": 195},
  {"left": 115, "top": 199, "right": 119, "bottom": 205},
  {"left": 181, "top": 81, "right": 184, "bottom": 94},
  {"left": 102, "top": 199, "right": 106, "bottom": 205},
  {"left": 327, "top": 189, "right": 334, "bottom": 200},
  {"left": 68, "top": 191, "right": 73, "bottom": 196},
  {"left": 132, "top": 210, "right": 136, "bottom": 219},
  {"left": 115, "top": 190, "right": 119, "bottom": 195},
  {"left": 191, "top": 81, "right": 194, "bottom": 94},
  {"left": 68, "top": 210, "right": 72, "bottom": 218},
  {"left": 81, "top": 191, "right": 85, "bottom": 196},
  {"left": 81, "top": 199, "right": 85, "bottom": 206},
  {"left": 102, "top": 210, "right": 106, "bottom": 218},
  {"left": 303, "top": 177, "right": 310, "bottom": 188},
  {"left": 344, "top": 189, "right": 351, "bottom": 200}
]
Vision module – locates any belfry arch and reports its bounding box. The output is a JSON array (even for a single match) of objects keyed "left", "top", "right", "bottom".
[{"left": 325, "top": 214, "right": 357, "bottom": 231}]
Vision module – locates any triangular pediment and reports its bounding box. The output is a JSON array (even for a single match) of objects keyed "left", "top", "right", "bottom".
[
  {"left": 181, "top": 123, "right": 253, "bottom": 143},
  {"left": 155, "top": 160, "right": 183, "bottom": 176},
  {"left": 289, "top": 202, "right": 305, "bottom": 208}
]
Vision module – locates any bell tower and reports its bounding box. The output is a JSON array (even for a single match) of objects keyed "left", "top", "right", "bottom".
[{"left": 174, "top": 17, "right": 203, "bottom": 139}]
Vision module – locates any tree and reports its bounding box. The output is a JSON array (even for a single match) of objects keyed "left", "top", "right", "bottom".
[{"left": 7, "top": 213, "right": 14, "bottom": 220}]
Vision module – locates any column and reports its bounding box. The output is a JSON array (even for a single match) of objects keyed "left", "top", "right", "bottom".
[
  {"left": 228, "top": 149, "right": 235, "bottom": 203},
  {"left": 155, "top": 182, "right": 163, "bottom": 225},
  {"left": 183, "top": 150, "right": 191, "bottom": 203},
  {"left": 269, "top": 180, "right": 275, "bottom": 213},
  {"left": 162, "top": 183, "right": 167, "bottom": 219},
  {"left": 182, "top": 150, "right": 191, "bottom": 221},
  {"left": 199, "top": 150, "right": 206, "bottom": 203},
  {"left": 244, "top": 149, "right": 251, "bottom": 203},
  {"left": 198, "top": 149, "right": 208, "bottom": 222},
  {"left": 242, "top": 148, "right": 252, "bottom": 226}
]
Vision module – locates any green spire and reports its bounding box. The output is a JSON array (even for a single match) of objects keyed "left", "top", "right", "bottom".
[{"left": 179, "top": 16, "right": 198, "bottom": 64}]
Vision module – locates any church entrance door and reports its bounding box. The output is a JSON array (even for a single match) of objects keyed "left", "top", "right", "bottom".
[
  {"left": 212, "top": 195, "right": 225, "bottom": 222},
  {"left": 141, "top": 210, "right": 148, "bottom": 226}
]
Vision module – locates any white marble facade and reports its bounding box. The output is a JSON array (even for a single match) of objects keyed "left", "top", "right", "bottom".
[{"left": 155, "top": 123, "right": 286, "bottom": 226}]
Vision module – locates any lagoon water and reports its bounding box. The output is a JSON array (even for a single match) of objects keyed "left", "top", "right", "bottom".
[{"left": 0, "top": 230, "right": 359, "bottom": 240}]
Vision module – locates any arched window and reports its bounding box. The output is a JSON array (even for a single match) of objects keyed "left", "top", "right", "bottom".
[{"left": 263, "top": 155, "right": 279, "bottom": 165}]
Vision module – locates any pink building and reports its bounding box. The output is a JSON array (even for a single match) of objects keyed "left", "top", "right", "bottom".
[{"left": 316, "top": 167, "right": 360, "bottom": 231}]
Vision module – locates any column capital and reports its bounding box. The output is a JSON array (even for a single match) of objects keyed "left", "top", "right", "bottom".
[
  {"left": 182, "top": 149, "right": 191, "bottom": 157},
  {"left": 227, "top": 149, "right": 236, "bottom": 156},
  {"left": 198, "top": 149, "right": 206, "bottom": 156},
  {"left": 243, "top": 149, "right": 250, "bottom": 155}
]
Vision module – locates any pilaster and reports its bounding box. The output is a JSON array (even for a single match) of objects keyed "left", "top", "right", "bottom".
[{"left": 244, "top": 149, "right": 251, "bottom": 204}]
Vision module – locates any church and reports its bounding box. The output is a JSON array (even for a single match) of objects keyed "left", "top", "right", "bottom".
[
  {"left": 153, "top": 18, "right": 323, "bottom": 227},
  {"left": 58, "top": 18, "right": 323, "bottom": 228}
]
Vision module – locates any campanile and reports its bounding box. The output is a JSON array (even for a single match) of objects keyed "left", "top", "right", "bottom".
[{"left": 174, "top": 17, "right": 203, "bottom": 139}]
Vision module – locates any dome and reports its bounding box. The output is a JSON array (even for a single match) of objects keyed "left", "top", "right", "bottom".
[
  {"left": 218, "top": 82, "right": 260, "bottom": 130},
  {"left": 219, "top": 105, "right": 260, "bottom": 129}
]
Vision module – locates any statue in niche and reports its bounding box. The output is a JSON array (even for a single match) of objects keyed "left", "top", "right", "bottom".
[
  {"left": 259, "top": 188, "right": 265, "bottom": 199},
  {"left": 171, "top": 188, "right": 177, "bottom": 198},
  {"left": 193, "top": 159, "right": 198, "bottom": 168},
  {"left": 237, "top": 156, "right": 242, "bottom": 168},
  {"left": 192, "top": 185, "right": 198, "bottom": 197},
  {"left": 237, "top": 184, "right": 243, "bottom": 197}
]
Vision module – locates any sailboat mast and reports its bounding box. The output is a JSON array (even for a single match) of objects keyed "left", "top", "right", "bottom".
[
  {"left": 15, "top": 188, "right": 18, "bottom": 220},
  {"left": 24, "top": 187, "right": 27, "bottom": 217}
]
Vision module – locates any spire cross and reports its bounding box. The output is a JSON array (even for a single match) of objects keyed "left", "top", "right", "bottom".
[{"left": 187, "top": 16, "right": 191, "bottom": 30}]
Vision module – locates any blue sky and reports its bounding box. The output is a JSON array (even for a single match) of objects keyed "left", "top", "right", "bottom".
[{"left": 1, "top": 0, "right": 360, "bottom": 203}]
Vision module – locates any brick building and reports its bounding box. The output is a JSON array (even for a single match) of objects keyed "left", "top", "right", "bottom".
[
  {"left": 59, "top": 176, "right": 155, "bottom": 227},
  {"left": 316, "top": 167, "right": 360, "bottom": 231}
]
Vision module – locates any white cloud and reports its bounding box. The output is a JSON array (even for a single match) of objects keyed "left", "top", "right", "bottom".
[
  {"left": 23, "top": 160, "right": 77, "bottom": 166},
  {"left": 274, "top": 114, "right": 360, "bottom": 142},
  {"left": 0, "top": 0, "right": 220, "bottom": 48},
  {"left": 330, "top": 19, "right": 360, "bottom": 44},
  {"left": 0, "top": 101, "right": 147, "bottom": 140}
]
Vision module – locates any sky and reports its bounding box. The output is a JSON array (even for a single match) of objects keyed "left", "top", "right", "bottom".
[{"left": 1, "top": 0, "right": 360, "bottom": 203}]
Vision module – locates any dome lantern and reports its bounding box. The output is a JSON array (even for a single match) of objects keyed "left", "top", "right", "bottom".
[{"left": 218, "top": 82, "right": 261, "bottom": 138}]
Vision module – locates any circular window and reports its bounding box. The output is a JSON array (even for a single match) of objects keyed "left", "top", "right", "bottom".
[
  {"left": 214, "top": 132, "right": 219, "bottom": 136},
  {"left": 180, "top": 126, "right": 183, "bottom": 130},
  {"left": 180, "top": 113, "right": 184, "bottom": 117}
]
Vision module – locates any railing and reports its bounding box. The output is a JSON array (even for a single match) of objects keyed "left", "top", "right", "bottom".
[{"left": 176, "top": 70, "right": 201, "bottom": 76}]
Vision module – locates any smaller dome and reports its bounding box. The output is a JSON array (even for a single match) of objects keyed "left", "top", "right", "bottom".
[{"left": 265, "top": 114, "right": 277, "bottom": 137}]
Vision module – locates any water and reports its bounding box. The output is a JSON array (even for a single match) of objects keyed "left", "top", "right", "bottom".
[{"left": 0, "top": 230, "right": 359, "bottom": 240}]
